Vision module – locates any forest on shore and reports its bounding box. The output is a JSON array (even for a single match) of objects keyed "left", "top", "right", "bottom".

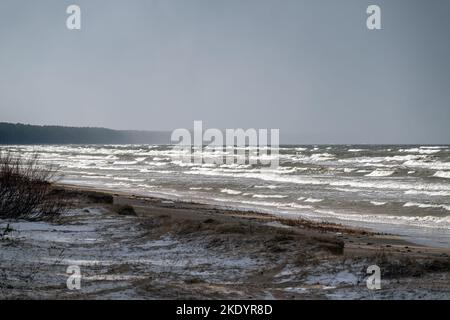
[{"left": 0, "top": 123, "right": 170, "bottom": 145}]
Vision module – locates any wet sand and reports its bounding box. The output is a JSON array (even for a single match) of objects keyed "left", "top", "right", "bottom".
[{"left": 0, "top": 184, "right": 449, "bottom": 299}]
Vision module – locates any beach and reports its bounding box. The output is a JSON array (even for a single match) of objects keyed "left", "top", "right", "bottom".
[{"left": 1, "top": 184, "right": 449, "bottom": 299}]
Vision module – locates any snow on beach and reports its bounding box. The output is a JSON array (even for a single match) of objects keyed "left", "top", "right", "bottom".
[{"left": 1, "top": 188, "right": 449, "bottom": 300}]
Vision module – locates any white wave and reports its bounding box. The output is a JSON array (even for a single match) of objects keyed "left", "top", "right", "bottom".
[
  {"left": 433, "top": 171, "right": 450, "bottom": 179},
  {"left": 384, "top": 154, "right": 426, "bottom": 161},
  {"left": 252, "top": 194, "right": 287, "bottom": 199},
  {"left": 365, "top": 170, "right": 395, "bottom": 177},
  {"left": 212, "top": 198, "right": 313, "bottom": 211},
  {"left": 348, "top": 149, "right": 364, "bottom": 152},
  {"left": 420, "top": 146, "right": 447, "bottom": 149},
  {"left": 113, "top": 177, "right": 145, "bottom": 182},
  {"left": 340, "top": 155, "right": 426, "bottom": 166},
  {"left": 145, "top": 161, "right": 168, "bottom": 167},
  {"left": 404, "top": 190, "right": 450, "bottom": 197},
  {"left": 95, "top": 166, "right": 137, "bottom": 171},
  {"left": 189, "top": 187, "right": 213, "bottom": 191},
  {"left": 310, "top": 153, "right": 335, "bottom": 161},
  {"left": 186, "top": 168, "right": 450, "bottom": 193},
  {"left": 304, "top": 198, "right": 323, "bottom": 203},
  {"left": 171, "top": 160, "right": 199, "bottom": 167},
  {"left": 284, "top": 203, "right": 314, "bottom": 209},
  {"left": 313, "top": 209, "right": 450, "bottom": 230},
  {"left": 137, "top": 184, "right": 157, "bottom": 189},
  {"left": 103, "top": 182, "right": 132, "bottom": 188},
  {"left": 339, "top": 157, "right": 384, "bottom": 164},
  {"left": 140, "top": 169, "right": 175, "bottom": 174},
  {"left": 403, "top": 160, "right": 450, "bottom": 170},
  {"left": 79, "top": 175, "right": 107, "bottom": 180},
  {"left": 220, "top": 189, "right": 242, "bottom": 195},
  {"left": 253, "top": 185, "right": 279, "bottom": 189},
  {"left": 399, "top": 148, "right": 441, "bottom": 154},
  {"left": 219, "top": 163, "right": 252, "bottom": 169},
  {"left": 334, "top": 187, "right": 364, "bottom": 193},
  {"left": 239, "top": 200, "right": 283, "bottom": 207},
  {"left": 403, "top": 202, "right": 450, "bottom": 211},
  {"left": 214, "top": 199, "right": 282, "bottom": 208},
  {"left": 329, "top": 179, "right": 450, "bottom": 192},
  {"left": 370, "top": 201, "right": 387, "bottom": 206},
  {"left": 113, "top": 161, "right": 138, "bottom": 165},
  {"left": 275, "top": 167, "right": 298, "bottom": 174}
]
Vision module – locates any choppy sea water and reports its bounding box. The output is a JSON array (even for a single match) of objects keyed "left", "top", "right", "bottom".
[{"left": 3, "top": 144, "right": 450, "bottom": 247}]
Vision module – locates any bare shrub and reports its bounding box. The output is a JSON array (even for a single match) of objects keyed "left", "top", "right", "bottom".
[{"left": 0, "top": 150, "right": 66, "bottom": 220}]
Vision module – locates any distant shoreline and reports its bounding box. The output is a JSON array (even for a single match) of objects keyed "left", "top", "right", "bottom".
[{"left": 0, "top": 122, "right": 171, "bottom": 145}]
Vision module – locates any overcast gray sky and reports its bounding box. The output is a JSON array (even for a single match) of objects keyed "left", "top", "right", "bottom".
[{"left": 0, "top": 0, "right": 449, "bottom": 143}]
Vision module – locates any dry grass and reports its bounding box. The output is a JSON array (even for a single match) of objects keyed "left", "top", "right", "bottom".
[
  {"left": 0, "top": 151, "right": 67, "bottom": 220},
  {"left": 370, "top": 248, "right": 450, "bottom": 279}
]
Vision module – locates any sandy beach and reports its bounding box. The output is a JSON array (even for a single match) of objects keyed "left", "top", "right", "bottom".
[{"left": 1, "top": 184, "right": 449, "bottom": 299}]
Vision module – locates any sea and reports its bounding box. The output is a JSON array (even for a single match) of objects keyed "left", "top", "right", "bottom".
[{"left": 3, "top": 144, "right": 450, "bottom": 247}]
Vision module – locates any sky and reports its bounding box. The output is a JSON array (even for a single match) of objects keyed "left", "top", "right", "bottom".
[{"left": 0, "top": 0, "right": 449, "bottom": 144}]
